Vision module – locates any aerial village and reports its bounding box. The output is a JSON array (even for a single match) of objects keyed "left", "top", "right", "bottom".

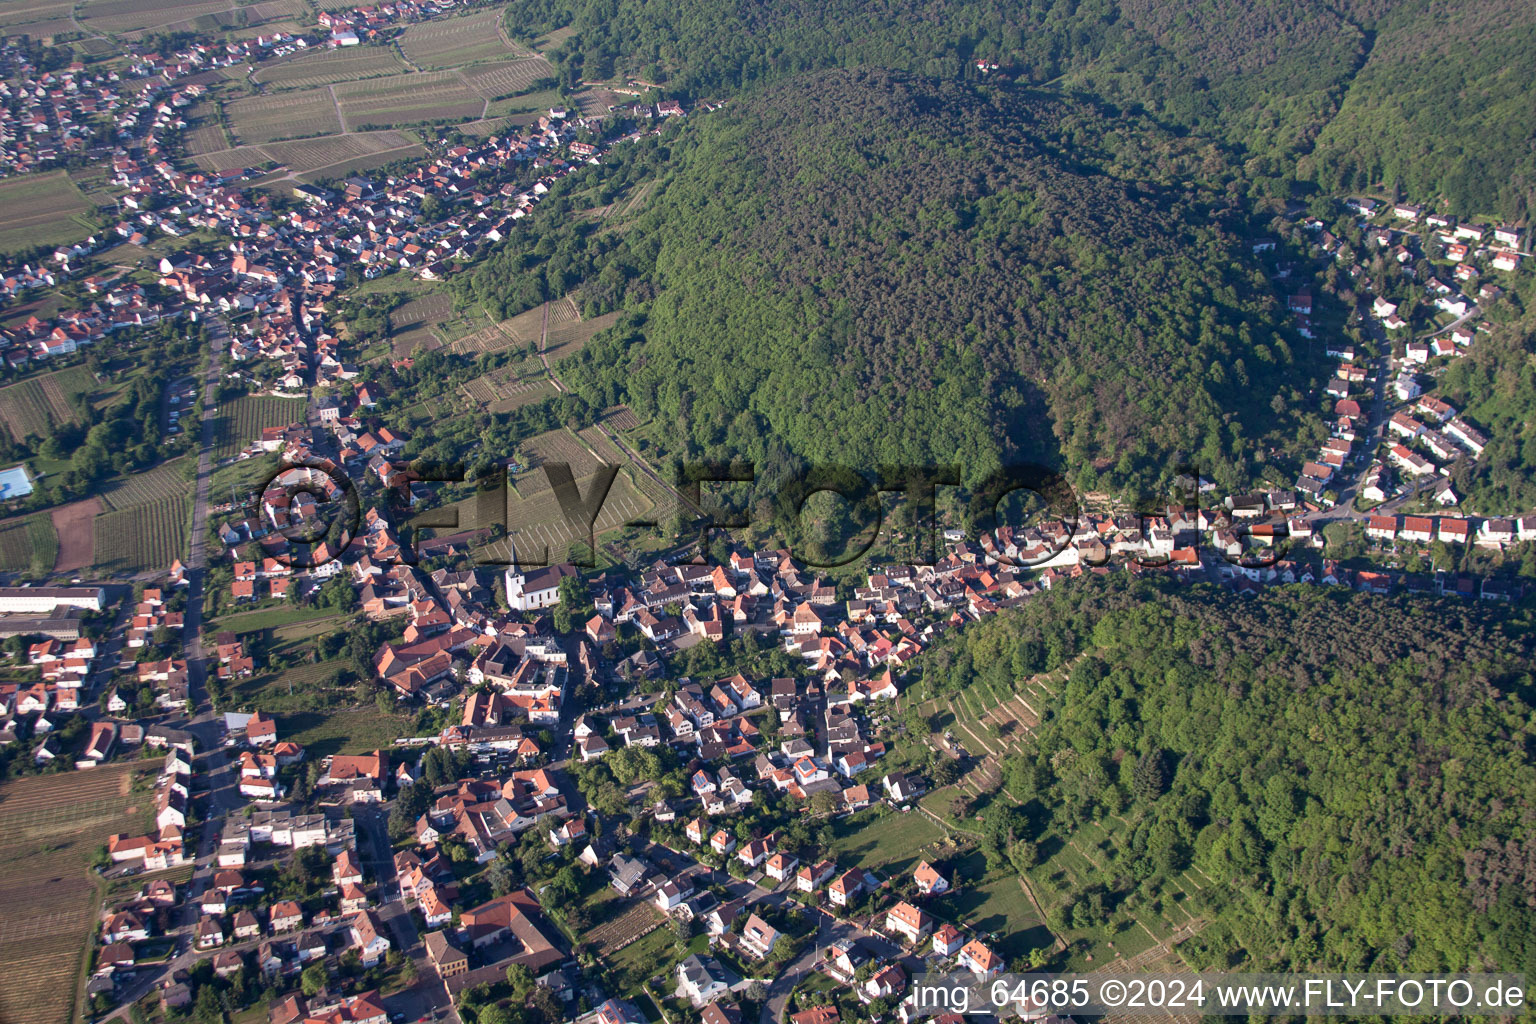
[{"left": 0, "top": 1, "right": 1531, "bottom": 1019}]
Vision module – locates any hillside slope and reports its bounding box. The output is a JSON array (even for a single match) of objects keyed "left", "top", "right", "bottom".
[
  {"left": 508, "top": 0, "right": 1535, "bottom": 215},
  {"left": 558, "top": 71, "right": 1303, "bottom": 494},
  {"left": 920, "top": 576, "right": 1536, "bottom": 973}
]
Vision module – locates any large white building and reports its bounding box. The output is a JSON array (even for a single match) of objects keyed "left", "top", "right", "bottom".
[
  {"left": 0, "top": 586, "right": 105, "bottom": 614},
  {"left": 502, "top": 539, "right": 577, "bottom": 611}
]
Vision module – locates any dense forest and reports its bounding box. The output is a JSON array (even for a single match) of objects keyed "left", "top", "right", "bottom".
[
  {"left": 504, "top": 0, "right": 1536, "bottom": 216},
  {"left": 553, "top": 71, "right": 1316, "bottom": 497},
  {"left": 914, "top": 576, "right": 1536, "bottom": 974},
  {"left": 1439, "top": 306, "right": 1536, "bottom": 513}
]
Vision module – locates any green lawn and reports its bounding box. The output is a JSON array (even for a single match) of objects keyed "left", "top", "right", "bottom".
[
  {"left": 828, "top": 807, "right": 945, "bottom": 877},
  {"left": 214, "top": 605, "right": 339, "bottom": 634},
  {"left": 282, "top": 706, "right": 414, "bottom": 759},
  {"left": 931, "top": 852, "right": 1054, "bottom": 960},
  {"left": 605, "top": 925, "right": 678, "bottom": 994}
]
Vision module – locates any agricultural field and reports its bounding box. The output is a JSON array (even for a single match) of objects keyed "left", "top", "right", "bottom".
[
  {"left": 49, "top": 497, "right": 98, "bottom": 572},
  {"left": 334, "top": 71, "right": 484, "bottom": 129},
  {"left": 92, "top": 495, "right": 187, "bottom": 573},
  {"left": 448, "top": 316, "right": 529, "bottom": 356},
  {"left": 0, "top": 364, "right": 94, "bottom": 441},
  {"left": 460, "top": 55, "right": 556, "bottom": 99},
  {"left": 438, "top": 447, "right": 655, "bottom": 565},
  {"left": 577, "top": 424, "right": 678, "bottom": 525},
  {"left": 191, "top": 144, "right": 270, "bottom": 174},
  {"left": 184, "top": 121, "right": 233, "bottom": 157},
  {"left": 545, "top": 308, "right": 619, "bottom": 363},
  {"left": 484, "top": 87, "right": 564, "bottom": 122},
  {"left": 212, "top": 395, "right": 307, "bottom": 459},
  {"left": 399, "top": 9, "right": 525, "bottom": 68},
  {"left": 255, "top": 45, "right": 410, "bottom": 90},
  {"left": 76, "top": 0, "right": 229, "bottom": 34},
  {"left": 391, "top": 291, "right": 453, "bottom": 331},
  {"left": 0, "top": 763, "right": 152, "bottom": 1024},
  {"left": 0, "top": 513, "right": 58, "bottom": 575},
  {"left": 264, "top": 130, "right": 424, "bottom": 178},
  {"left": 587, "top": 901, "right": 665, "bottom": 957},
  {"left": 97, "top": 457, "right": 190, "bottom": 511},
  {"left": 486, "top": 376, "right": 559, "bottom": 413},
  {"left": 0, "top": 0, "right": 75, "bottom": 31},
  {"left": 0, "top": 170, "right": 95, "bottom": 253},
  {"left": 828, "top": 807, "right": 946, "bottom": 878},
  {"left": 389, "top": 326, "right": 441, "bottom": 359},
  {"left": 227, "top": 88, "right": 343, "bottom": 145}
]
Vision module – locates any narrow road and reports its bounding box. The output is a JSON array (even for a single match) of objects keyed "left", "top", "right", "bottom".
[{"left": 181, "top": 317, "right": 226, "bottom": 712}]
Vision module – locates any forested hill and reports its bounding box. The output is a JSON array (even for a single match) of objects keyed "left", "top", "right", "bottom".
[
  {"left": 558, "top": 71, "right": 1303, "bottom": 494},
  {"left": 507, "top": 0, "right": 1535, "bottom": 217},
  {"left": 916, "top": 577, "right": 1536, "bottom": 974}
]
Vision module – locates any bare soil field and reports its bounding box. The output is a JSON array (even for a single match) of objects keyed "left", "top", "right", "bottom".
[{"left": 49, "top": 496, "right": 100, "bottom": 572}]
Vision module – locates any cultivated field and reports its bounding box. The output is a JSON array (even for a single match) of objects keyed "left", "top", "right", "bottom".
[
  {"left": 0, "top": 0, "right": 75, "bottom": 30},
  {"left": 0, "top": 13, "right": 70, "bottom": 35},
  {"left": 0, "top": 365, "right": 93, "bottom": 441},
  {"left": 587, "top": 900, "right": 665, "bottom": 956},
  {"left": 184, "top": 121, "right": 233, "bottom": 157},
  {"left": 191, "top": 144, "right": 268, "bottom": 174},
  {"left": 49, "top": 497, "right": 99, "bottom": 572},
  {"left": 227, "top": 88, "right": 342, "bottom": 144},
  {"left": 76, "top": 0, "right": 229, "bottom": 34},
  {"left": 442, "top": 448, "right": 655, "bottom": 565},
  {"left": 468, "top": 374, "right": 558, "bottom": 414},
  {"left": 389, "top": 326, "right": 441, "bottom": 359},
  {"left": 0, "top": 763, "right": 152, "bottom": 1024},
  {"left": 545, "top": 308, "right": 619, "bottom": 362},
  {"left": 391, "top": 292, "right": 453, "bottom": 330},
  {"left": 577, "top": 424, "right": 678, "bottom": 525},
  {"left": 460, "top": 55, "right": 556, "bottom": 99},
  {"left": 264, "top": 130, "right": 424, "bottom": 177},
  {"left": 212, "top": 395, "right": 306, "bottom": 459},
  {"left": 447, "top": 318, "right": 526, "bottom": 356},
  {"left": 92, "top": 495, "right": 187, "bottom": 573},
  {"left": 334, "top": 71, "right": 483, "bottom": 129},
  {"left": 0, "top": 512, "right": 58, "bottom": 575},
  {"left": 399, "top": 9, "right": 524, "bottom": 68},
  {"left": 0, "top": 170, "right": 94, "bottom": 253},
  {"left": 98, "top": 457, "right": 190, "bottom": 511},
  {"left": 255, "top": 45, "right": 409, "bottom": 90}
]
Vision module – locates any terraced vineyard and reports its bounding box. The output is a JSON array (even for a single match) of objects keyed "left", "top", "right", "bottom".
[
  {"left": 460, "top": 368, "right": 556, "bottom": 412},
  {"left": 92, "top": 495, "right": 187, "bottom": 573},
  {"left": 470, "top": 467, "right": 653, "bottom": 565}
]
